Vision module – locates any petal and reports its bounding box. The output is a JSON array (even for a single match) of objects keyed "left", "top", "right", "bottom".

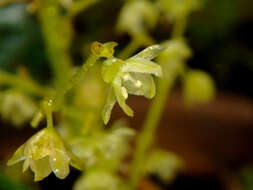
[
  {"left": 122, "top": 73, "right": 156, "bottom": 98},
  {"left": 130, "top": 44, "right": 164, "bottom": 60},
  {"left": 101, "top": 58, "right": 123, "bottom": 83},
  {"left": 7, "top": 144, "right": 25, "bottom": 166},
  {"left": 49, "top": 150, "right": 70, "bottom": 179},
  {"left": 24, "top": 128, "right": 51, "bottom": 160},
  {"left": 102, "top": 87, "right": 116, "bottom": 124},
  {"left": 30, "top": 157, "right": 51, "bottom": 181},
  {"left": 23, "top": 158, "right": 30, "bottom": 172},
  {"left": 113, "top": 76, "right": 133, "bottom": 117},
  {"left": 69, "top": 151, "right": 84, "bottom": 171},
  {"left": 123, "top": 58, "right": 162, "bottom": 77}
]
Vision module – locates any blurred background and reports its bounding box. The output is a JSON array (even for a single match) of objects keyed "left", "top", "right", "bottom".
[{"left": 0, "top": 0, "right": 253, "bottom": 189}]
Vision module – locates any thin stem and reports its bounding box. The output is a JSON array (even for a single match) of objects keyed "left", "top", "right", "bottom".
[
  {"left": 172, "top": 0, "right": 191, "bottom": 38},
  {"left": 68, "top": 0, "right": 101, "bottom": 18},
  {"left": 172, "top": 14, "right": 188, "bottom": 38},
  {"left": 54, "top": 54, "right": 98, "bottom": 109},
  {"left": 118, "top": 39, "right": 140, "bottom": 59},
  {"left": 30, "top": 54, "right": 98, "bottom": 128},
  {"left": 130, "top": 59, "right": 182, "bottom": 188},
  {"left": 0, "top": 70, "right": 50, "bottom": 97},
  {"left": 130, "top": 6, "right": 190, "bottom": 187},
  {"left": 44, "top": 100, "right": 54, "bottom": 128},
  {"left": 38, "top": 0, "right": 73, "bottom": 88},
  {"left": 46, "top": 110, "right": 53, "bottom": 128},
  {"left": 67, "top": 55, "right": 98, "bottom": 92}
]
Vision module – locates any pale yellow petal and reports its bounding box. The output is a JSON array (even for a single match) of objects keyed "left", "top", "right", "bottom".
[
  {"left": 122, "top": 73, "right": 156, "bottom": 98},
  {"left": 113, "top": 76, "right": 133, "bottom": 117},
  {"left": 102, "top": 87, "right": 116, "bottom": 124},
  {"left": 130, "top": 44, "right": 164, "bottom": 60},
  {"left": 49, "top": 150, "right": 70, "bottom": 179},
  {"left": 123, "top": 58, "right": 162, "bottom": 77},
  {"left": 30, "top": 157, "right": 51, "bottom": 181},
  {"left": 23, "top": 158, "right": 30, "bottom": 172},
  {"left": 7, "top": 144, "right": 25, "bottom": 166}
]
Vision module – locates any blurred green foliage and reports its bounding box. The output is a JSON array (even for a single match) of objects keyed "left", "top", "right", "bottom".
[
  {"left": 0, "top": 172, "right": 30, "bottom": 190},
  {"left": 1, "top": 0, "right": 252, "bottom": 94},
  {"left": 0, "top": 3, "right": 50, "bottom": 83},
  {"left": 0, "top": 0, "right": 252, "bottom": 189}
]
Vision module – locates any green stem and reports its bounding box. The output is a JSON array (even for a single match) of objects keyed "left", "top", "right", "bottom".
[
  {"left": 44, "top": 100, "right": 54, "bottom": 129},
  {"left": 46, "top": 109, "right": 54, "bottom": 129},
  {"left": 118, "top": 39, "right": 140, "bottom": 59},
  {"left": 30, "top": 54, "right": 98, "bottom": 128},
  {"left": 130, "top": 9, "right": 189, "bottom": 188},
  {"left": 0, "top": 71, "right": 50, "bottom": 96},
  {"left": 172, "top": 0, "right": 191, "bottom": 39},
  {"left": 67, "top": 55, "right": 98, "bottom": 92},
  {"left": 172, "top": 14, "right": 188, "bottom": 38},
  {"left": 130, "top": 59, "right": 182, "bottom": 188},
  {"left": 53, "top": 54, "right": 98, "bottom": 109},
  {"left": 38, "top": 0, "right": 73, "bottom": 88},
  {"left": 68, "top": 0, "right": 101, "bottom": 18}
]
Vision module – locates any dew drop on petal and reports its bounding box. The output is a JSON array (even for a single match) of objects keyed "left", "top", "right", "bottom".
[
  {"left": 135, "top": 80, "right": 142, "bottom": 88},
  {"left": 122, "top": 74, "right": 130, "bottom": 81}
]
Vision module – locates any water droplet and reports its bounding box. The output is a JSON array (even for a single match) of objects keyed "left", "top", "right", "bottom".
[
  {"left": 135, "top": 80, "right": 142, "bottom": 87},
  {"left": 122, "top": 74, "right": 130, "bottom": 81}
]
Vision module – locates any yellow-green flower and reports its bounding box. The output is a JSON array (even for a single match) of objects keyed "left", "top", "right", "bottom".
[
  {"left": 0, "top": 91, "right": 38, "bottom": 127},
  {"left": 157, "top": 0, "right": 202, "bottom": 21},
  {"left": 117, "top": 0, "right": 158, "bottom": 38},
  {"left": 183, "top": 70, "right": 215, "bottom": 106},
  {"left": 74, "top": 169, "right": 122, "bottom": 190},
  {"left": 145, "top": 149, "right": 184, "bottom": 183},
  {"left": 7, "top": 128, "right": 83, "bottom": 181},
  {"left": 101, "top": 45, "right": 163, "bottom": 124}
]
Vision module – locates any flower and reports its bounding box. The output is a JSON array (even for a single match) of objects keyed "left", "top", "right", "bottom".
[
  {"left": 183, "top": 70, "right": 215, "bottom": 106},
  {"left": 7, "top": 128, "right": 83, "bottom": 181},
  {"left": 70, "top": 121, "right": 135, "bottom": 171},
  {"left": 145, "top": 149, "right": 184, "bottom": 183},
  {"left": 157, "top": 0, "right": 202, "bottom": 21},
  {"left": 101, "top": 45, "right": 163, "bottom": 124},
  {"left": 74, "top": 169, "right": 122, "bottom": 190},
  {"left": 117, "top": 1, "right": 158, "bottom": 38},
  {"left": 0, "top": 91, "right": 38, "bottom": 127}
]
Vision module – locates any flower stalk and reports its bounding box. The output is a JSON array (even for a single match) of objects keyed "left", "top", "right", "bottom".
[{"left": 129, "top": 11, "right": 190, "bottom": 189}]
